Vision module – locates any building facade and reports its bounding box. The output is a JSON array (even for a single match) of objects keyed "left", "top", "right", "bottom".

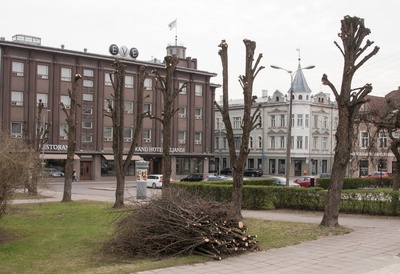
[
  {"left": 214, "top": 62, "right": 338, "bottom": 177},
  {"left": 0, "top": 34, "right": 218, "bottom": 181}
]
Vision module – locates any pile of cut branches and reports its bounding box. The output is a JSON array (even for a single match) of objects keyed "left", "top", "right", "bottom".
[{"left": 106, "top": 190, "right": 259, "bottom": 260}]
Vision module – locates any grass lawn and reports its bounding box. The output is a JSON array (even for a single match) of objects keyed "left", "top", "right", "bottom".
[{"left": 0, "top": 201, "right": 352, "bottom": 274}]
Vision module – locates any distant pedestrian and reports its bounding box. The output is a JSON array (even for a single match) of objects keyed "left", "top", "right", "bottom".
[{"left": 72, "top": 170, "right": 77, "bottom": 182}]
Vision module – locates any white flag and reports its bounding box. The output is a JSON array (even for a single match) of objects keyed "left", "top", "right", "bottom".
[{"left": 168, "top": 19, "right": 177, "bottom": 30}]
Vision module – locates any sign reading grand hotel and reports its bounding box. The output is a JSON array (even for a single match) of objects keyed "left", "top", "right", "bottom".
[{"left": 135, "top": 147, "right": 185, "bottom": 153}]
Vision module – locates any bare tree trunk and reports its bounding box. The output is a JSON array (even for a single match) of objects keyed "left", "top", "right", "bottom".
[
  {"left": 216, "top": 39, "right": 263, "bottom": 219},
  {"left": 152, "top": 56, "right": 182, "bottom": 195},
  {"left": 390, "top": 141, "right": 400, "bottom": 191},
  {"left": 320, "top": 16, "right": 379, "bottom": 227},
  {"left": 61, "top": 74, "right": 82, "bottom": 202}
]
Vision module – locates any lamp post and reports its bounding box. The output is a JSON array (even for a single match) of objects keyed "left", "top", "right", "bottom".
[{"left": 271, "top": 64, "right": 315, "bottom": 185}]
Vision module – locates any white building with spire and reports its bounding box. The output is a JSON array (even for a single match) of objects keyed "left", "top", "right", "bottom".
[{"left": 214, "top": 61, "right": 338, "bottom": 177}]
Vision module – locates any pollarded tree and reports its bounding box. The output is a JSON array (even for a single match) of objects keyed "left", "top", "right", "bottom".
[
  {"left": 215, "top": 39, "right": 264, "bottom": 219},
  {"left": 105, "top": 60, "right": 147, "bottom": 208},
  {"left": 151, "top": 55, "right": 187, "bottom": 193},
  {"left": 320, "top": 16, "right": 379, "bottom": 227},
  {"left": 60, "top": 74, "right": 82, "bottom": 202}
]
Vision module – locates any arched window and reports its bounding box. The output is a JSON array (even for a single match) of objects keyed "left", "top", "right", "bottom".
[
  {"left": 298, "top": 95, "right": 303, "bottom": 100},
  {"left": 258, "top": 136, "right": 262, "bottom": 149},
  {"left": 249, "top": 136, "right": 254, "bottom": 148}
]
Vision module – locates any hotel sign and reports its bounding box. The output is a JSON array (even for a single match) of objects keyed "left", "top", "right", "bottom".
[{"left": 135, "top": 147, "right": 185, "bottom": 153}]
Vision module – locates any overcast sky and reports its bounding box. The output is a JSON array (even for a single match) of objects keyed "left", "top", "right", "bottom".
[{"left": 2, "top": 0, "right": 399, "bottom": 99}]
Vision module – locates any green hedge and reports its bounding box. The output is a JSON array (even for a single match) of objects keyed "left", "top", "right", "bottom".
[
  {"left": 317, "top": 177, "right": 393, "bottom": 189},
  {"left": 173, "top": 179, "right": 400, "bottom": 216}
]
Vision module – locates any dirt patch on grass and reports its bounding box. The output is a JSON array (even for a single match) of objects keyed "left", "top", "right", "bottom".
[{"left": 0, "top": 230, "right": 16, "bottom": 245}]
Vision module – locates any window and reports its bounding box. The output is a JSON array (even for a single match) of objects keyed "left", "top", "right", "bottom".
[
  {"left": 11, "top": 91, "right": 23, "bottom": 106},
  {"left": 297, "top": 136, "right": 303, "bottom": 149},
  {"left": 104, "top": 99, "right": 114, "bottom": 112},
  {"left": 11, "top": 122, "right": 22, "bottom": 135},
  {"left": 178, "top": 131, "right": 186, "bottom": 144},
  {"left": 124, "top": 101, "right": 133, "bottom": 114},
  {"left": 83, "top": 69, "right": 93, "bottom": 77},
  {"left": 280, "top": 115, "right": 285, "bottom": 127},
  {"left": 314, "top": 115, "right": 319, "bottom": 128},
  {"left": 12, "top": 61, "right": 24, "bottom": 76},
  {"left": 215, "top": 136, "right": 220, "bottom": 149},
  {"left": 61, "top": 68, "right": 72, "bottom": 81},
  {"left": 82, "top": 121, "right": 92, "bottom": 129},
  {"left": 124, "top": 128, "right": 132, "bottom": 139},
  {"left": 179, "top": 82, "right": 187, "bottom": 94},
  {"left": 105, "top": 72, "right": 113, "bottom": 86},
  {"left": 297, "top": 114, "right": 303, "bottom": 127},
  {"left": 233, "top": 117, "right": 242, "bottom": 129},
  {"left": 104, "top": 127, "right": 112, "bottom": 141},
  {"left": 83, "top": 94, "right": 93, "bottom": 101},
  {"left": 125, "top": 75, "right": 134, "bottom": 88},
  {"left": 291, "top": 114, "right": 294, "bottom": 128},
  {"left": 257, "top": 115, "right": 262, "bottom": 128},
  {"left": 313, "top": 137, "right": 318, "bottom": 149},
  {"left": 144, "top": 78, "right": 152, "bottom": 90},
  {"left": 270, "top": 136, "right": 276, "bottom": 148},
  {"left": 216, "top": 118, "right": 223, "bottom": 129},
  {"left": 195, "top": 108, "right": 202, "bottom": 119},
  {"left": 37, "top": 93, "right": 48, "bottom": 108},
  {"left": 379, "top": 131, "right": 387, "bottom": 148},
  {"left": 323, "top": 117, "right": 328, "bottom": 129},
  {"left": 249, "top": 136, "right": 253, "bottom": 148},
  {"left": 60, "top": 124, "right": 68, "bottom": 140},
  {"left": 144, "top": 103, "right": 152, "bottom": 114},
  {"left": 361, "top": 132, "right": 369, "bottom": 148},
  {"left": 82, "top": 107, "right": 93, "bottom": 115},
  {"left": 234, "top": 137, "right": 241, "bottom": 149},
  {"left": 270, "top": 115, "right": 276, "bottom": 127},
  {"left": 82, "top": 135, "right": 92, "bottom": 142},
  {"left": 195, "top": 85, "right": 203, "bottom": 96},
  {"left": 194, "top": 132, "right": 202, "bottom": 144},
  {"left": 305, "top": 114, "right": 309, "bottom": 128},
  {"left": 83, "top": 80, "right": 93, "bottom": 87},
  {"left": 280, "top": 136, "right": 285, "bottom": 148},
  {"left": 223, "top": 137, "right": 227, "bottom": 149},
  {"left": 61, "top": 95, "right": 71, "bottom": 108},
  {"left": 334, "top": 116, "right": 338, "bottom": 128},
  {"left": 298, "top": 95, "right": 303, "bottom": 100},
  {"left": 143, "top": 129, "right": 151, "bottom": 141},
  {"left": 37, "top": 64, "right": 49, "bottom": 79},
  {"left": 179, "top": 107, "right": 186, "bottom": 118},
  {"left": 323, "top": 137, "right": 327, "bottom": 149},
  {"left": 290, "top": 136, "right": 294, "bottom": 149}
]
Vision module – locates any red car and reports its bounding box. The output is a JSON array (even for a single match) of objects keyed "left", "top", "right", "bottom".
[
  {"left": 293, "top": 176, "right": 316, "bottom": 188},
  {"left": 361, "top": 171, "right": 392, "bottom": 178}
]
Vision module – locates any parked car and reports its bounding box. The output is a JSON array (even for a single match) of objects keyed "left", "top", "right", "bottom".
[
  {"left": 315, "top": 173, "right": 331, "bottom": 178},
  {"left": 202, "top": 175, "right": 233, "bottom": 182},
  {"left": 180, "top": 173, "right": 205, "bottom": 182},
  {"left": 43, "top": 168, "right": 64, "bottom": 177},
  {"left": 146, "top": 174, "right": 173, "bottom": 189},
  {"left": 361, "top": 171, "right": 392, "bottom": 178},
  {"left": 220, "top": 167, "right": 233, "bottom": 176},
  {"left": 270, "top": 176, "right": 300, "bottom": 187},
  {"left": 293, "top": 176, "right": 316, "bottom": 188},
  {"left": 243, "top": 168, "right": 263, "bottom": 177}
]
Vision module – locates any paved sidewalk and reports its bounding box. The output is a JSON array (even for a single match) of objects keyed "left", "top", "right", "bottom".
[{"left": 12, "top": 190, "right": 400, "bottom": 274}]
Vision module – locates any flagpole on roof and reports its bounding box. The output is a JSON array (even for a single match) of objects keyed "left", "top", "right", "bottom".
[{"left": 175, "top": 19, "right": 178, "bottom": 46}]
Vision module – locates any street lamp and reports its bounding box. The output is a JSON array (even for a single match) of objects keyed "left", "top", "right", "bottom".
[{"left": 271, "top": 64, "right": 315, "bottom": 186}]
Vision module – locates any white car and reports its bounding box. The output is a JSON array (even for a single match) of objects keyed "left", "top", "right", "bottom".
[
  {"left": 146, "top": 174, "right": 173, "bottom": 189},
  {"left": 270, "top": 177, "right": 300, "bottom": 187}
]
